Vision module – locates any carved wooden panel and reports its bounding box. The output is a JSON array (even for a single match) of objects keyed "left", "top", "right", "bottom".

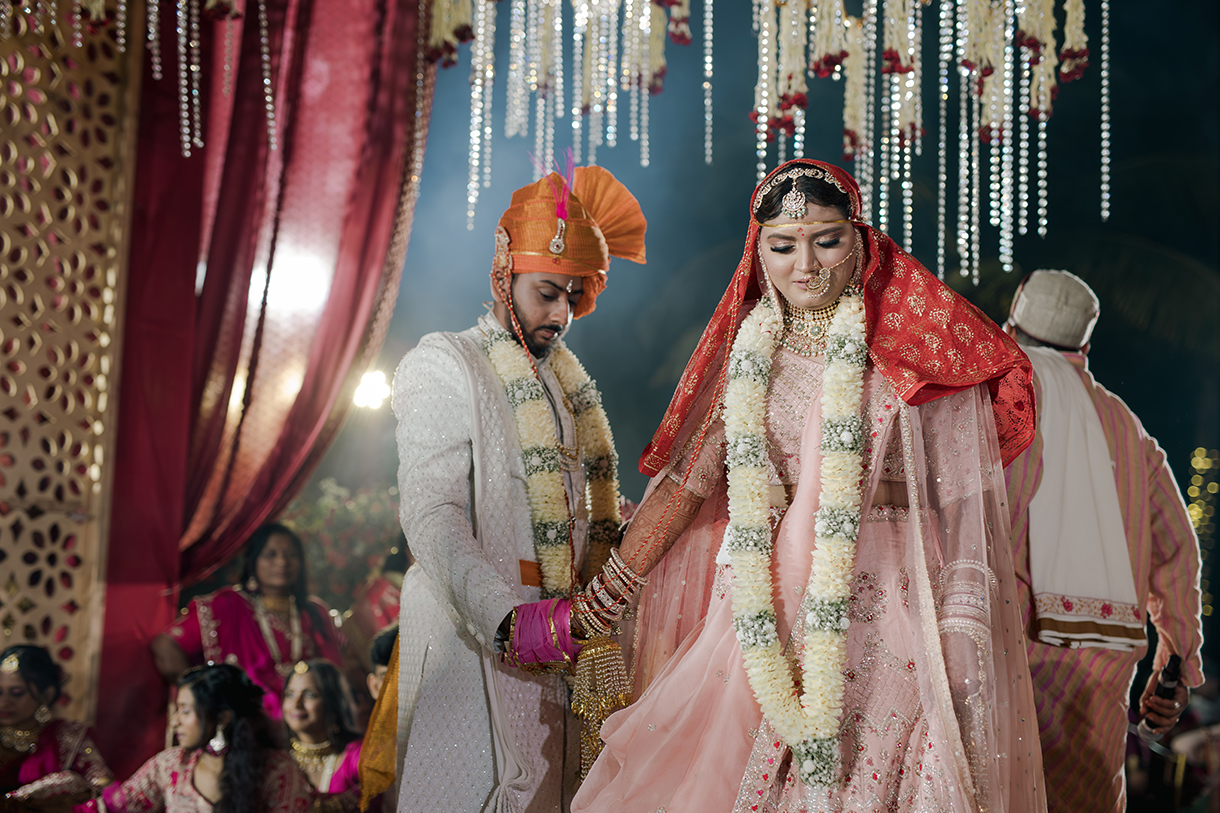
[{"left": 0, "top": 8, "right": 138, "bottom": 721}]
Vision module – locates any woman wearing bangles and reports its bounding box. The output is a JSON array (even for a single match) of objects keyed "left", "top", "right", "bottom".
[
  {"left": 502, "top": 159, "right": 1047, "bottom": 811},
  {"left": 151, "top": 525, "right": 345, "bottom": 723},
  {"left": 77, "top": 664, "right": 313, "bottom": 813},
  {"left": 281, "top": 661, "right": 366, "bottom": 813},
  {"left": 0, "top": 646, "right": 112, "bottom": 812}
]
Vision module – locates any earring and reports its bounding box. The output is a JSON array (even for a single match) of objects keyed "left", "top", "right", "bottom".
[
  {"left": 245, "top": 577, "right": 259, "bottom": 593},
  {"left": 207, "top": 726, "right": 228, "bottom": 756},
  {"left": 35, "top": 705, "right": 52, "bottom": 725}
]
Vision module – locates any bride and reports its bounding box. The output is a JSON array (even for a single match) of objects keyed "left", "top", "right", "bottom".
[{"left": 504, "top": 158, "right": 1047, "bottom": 812}]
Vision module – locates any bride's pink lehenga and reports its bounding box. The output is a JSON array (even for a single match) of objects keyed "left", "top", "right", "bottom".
[{"left": 574, "top": 342, "right": 1045, "bottom": 812}]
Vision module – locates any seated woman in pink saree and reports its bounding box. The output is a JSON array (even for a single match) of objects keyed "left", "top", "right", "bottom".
[
  {"left": 282, "top": 661, "right": 369, "bottom": 813},
  {"left": 1, "top": 646, "right": 112, "bottom": 812},
  {"left": 151, "top": 525, "right": 345, "bottom": 723},
  {"left": 502, "top": 159, "right": 1047, "bottom": 812},
  {"left": 75, "top": 664, "right": 313, "bottom": 813}
]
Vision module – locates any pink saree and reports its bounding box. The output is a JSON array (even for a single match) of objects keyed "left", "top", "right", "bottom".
[
  {"left": 1, "top": 720, "right": 113, "bottom": 799},
  {"left": 75, "top": 749, "right": 313, "bottom": 813},
  {"left": 165, "top": 587, "right": 344, "bottom": 720}
]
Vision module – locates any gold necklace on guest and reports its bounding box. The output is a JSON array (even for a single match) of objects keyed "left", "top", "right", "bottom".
[
  {"left": 780, "top": 296, "right": 841, "bottom": 357},
  {"left": 0, "top": 724, "right": 43, "bottom": 753},
  {"left": 290, "top": 738, "right": 334, "bottom": 769}
]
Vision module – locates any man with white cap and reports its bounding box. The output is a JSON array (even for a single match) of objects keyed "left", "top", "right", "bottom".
[{"left": 1004, "top": 269, "right": 1204, "bottom": 812}]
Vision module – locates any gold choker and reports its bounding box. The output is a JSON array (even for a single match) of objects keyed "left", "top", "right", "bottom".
[
  {"left": 290, "top": 739, "right": 334, "bottom": 769},
  {"left": 780, "top": 297, "right": 840, "bottom": 357},
  {"left": 261, "top": 594, "right": 292, "bottom": 615}
]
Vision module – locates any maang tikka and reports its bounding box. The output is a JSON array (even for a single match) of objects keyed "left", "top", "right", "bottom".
[{"left": 780, "top": 186, "right": 807, "bottom": 220}]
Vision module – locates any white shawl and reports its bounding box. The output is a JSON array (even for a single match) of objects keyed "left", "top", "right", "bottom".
[{"left": 1026, "top": 347, "right": 1145, "bottom": 651}]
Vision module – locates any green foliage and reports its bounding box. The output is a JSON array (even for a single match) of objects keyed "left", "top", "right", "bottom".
[{"left": 280, "top": 478, "right": 403, "bottom": 612}]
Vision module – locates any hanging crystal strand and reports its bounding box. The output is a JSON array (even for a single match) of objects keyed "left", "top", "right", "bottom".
[
  {"left": 536, "top": 0, "right": 557, "bottom": 172},
  {"left": 190, "top": 0, "right": 203, "bottom": 149},
  {"left": 875, "top": 0, "right": 895, "bottom": 234},
  {"left": 604, "top": 2, "right": 619, "bottom": 148},
  {"left": 257, "top": 0, "right": 278, "bottom": 150},
  {"left": 551, "top": 0, "right": 563, "bottom": 126},
  {"left": 901, "top": 131, "right": 913, "bottom": 252},
  {"left": 703, "top": 0, "right": 713, "bottom": 164},
  {"left": 970, "top": 89, "right": 982, "bottom": 284},
  {"left": 793, "top": 107, "right": 805, "bottom": 158},
  {"left": 116, "top": 0, "right": 128, "bottom": 51},
  {"left": 570, "top": 2, "right": 587, "bottom": 164},
  {"left": 911, "top": 4, "right": 922, "bottom": 157},
  {"left": 901, "top": 3, "right": 919, "bottom": 252},
  {"left": 623, "top": 0, "right": 638, "bottom": 142},
  {"left": 533, "top": 95, "right": 547, "bottom": 176},
  {"left": 935, "top": 0, "right": 952, "bottom": 277},
  {"left": 177, "top": 0, "right": 193, "bottom": 156},
  {"left": 997, "top": 0, "right": 1015, "bottom": 272},
  {"left": 639, "top": 1, "right": 653, "bottom": 166},
  {"left": 527, "top": 0, "right": 544, "bottom": 148},
  {"left": 860, "top": 0, "right": 878, "bottom": 221},
  {"left": 1099, "top": 0, "right": 1111, "bottom": 220},
  {"left": 1037, "top": 111, "right": 1048, "bottom": 237},
  {"left": 506, "top": 0, "right": 529, "bottom": 138},
  {"left": 149, "top": 0, "right": 163, "bottom": 80},
  {"left": 587, "top": 8, "right": 607, "bottom": 166},
  {"left": 1, "top": 0, "right": 12, "bottom": 42},
  {"left": 955, "top": 0, "right": 970, "bottom": 275},
  {"left": 483, "top": 0, "right": 498, "bottom": 189},
  {"left": 776, "top": 0, "right": 806, "bottom": 162},
  {"left": 68, "top": 0, "right": 82, "bottom": 47},
  {"left": 467, "top": 0, "right": 490, "bottom": 227},
  {"left": 752, "top": 0, "right": 774, "bottom": 181},
  {"left": 1016, "top": 48, "right": 1030, "bottom": 235},
  {"left": 842, "top": 16, "right": 868, "bottom": 193}
]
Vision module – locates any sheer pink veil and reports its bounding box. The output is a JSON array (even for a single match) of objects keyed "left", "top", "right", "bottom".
[
  {"left": 627, "top": 326, "right": 731, "bottom": 697},
  {"left": 898, "top": 386, "right": 1046, "bottom": 812}
]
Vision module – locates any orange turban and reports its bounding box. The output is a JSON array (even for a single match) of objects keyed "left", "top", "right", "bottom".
[{"left": 494, "top": 165, "right": 647, "bottom": 319}]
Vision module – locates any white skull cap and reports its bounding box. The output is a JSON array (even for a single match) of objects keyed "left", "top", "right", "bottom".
[{"left": 1009, "top": 269, "right": 1100, "bottom": 350}]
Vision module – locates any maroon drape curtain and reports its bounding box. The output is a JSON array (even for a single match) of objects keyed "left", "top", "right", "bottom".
[{"left": 98, "top": 0, "right": 433, "bottom": 778}]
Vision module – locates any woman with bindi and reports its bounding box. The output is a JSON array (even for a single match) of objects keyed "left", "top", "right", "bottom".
[
  {"left": 281, "top": 661, "right": 365, "bottom": 813},
  {"left": 500, "top": 159, "right": 1047, "bottom": 812},
  {"left": 0, "top": 646, "right": 112, "bottom": 812}
]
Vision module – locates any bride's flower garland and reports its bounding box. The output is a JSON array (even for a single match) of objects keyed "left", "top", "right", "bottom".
[
  {"left": 724, "top": 288, "right": 867, "bottom": 798},
  {"left": 484, "top": 325, "right": 622, "bottom": 598}
]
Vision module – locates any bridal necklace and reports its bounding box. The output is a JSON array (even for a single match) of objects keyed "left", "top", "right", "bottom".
[{"left": 780, "top": 297, "right": 840, "bottom": 357}]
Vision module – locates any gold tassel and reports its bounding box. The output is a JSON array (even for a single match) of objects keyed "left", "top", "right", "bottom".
[{"left": 570, "top": 636, "right": 631, "bottom": 779}]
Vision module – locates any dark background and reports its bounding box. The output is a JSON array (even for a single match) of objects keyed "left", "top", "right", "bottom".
[{"left": 304, "top": 1, "right": 1218, "bottom": 648}]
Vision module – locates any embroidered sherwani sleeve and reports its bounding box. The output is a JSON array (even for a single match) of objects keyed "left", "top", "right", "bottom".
[
  {"left": 1142, "top": 430, "right": 1205, "bottom": 687},
  {"left": 392, "top": 340, "right": 521, "bottom": 649}
]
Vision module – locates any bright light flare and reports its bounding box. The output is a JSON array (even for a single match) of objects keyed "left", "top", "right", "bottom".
[{"left": 354, "top": 371, "right": 391, "bottom": 409}]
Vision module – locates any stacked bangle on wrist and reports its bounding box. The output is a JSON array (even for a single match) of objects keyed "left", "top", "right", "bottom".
[{"left": 573, "top": 548, "right": 647, "bottom": 637}]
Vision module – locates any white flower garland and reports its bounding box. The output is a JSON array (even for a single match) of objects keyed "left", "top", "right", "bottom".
[
  {"left": 723, "top": 291, "right": 867, "bottom": 798},
  {"left": 484, "top": 325, "right": 622, "bottom": 598}
]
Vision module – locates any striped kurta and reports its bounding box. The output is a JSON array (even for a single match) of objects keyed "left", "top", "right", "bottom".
[{"left": 1007, "top": 351, "right": 1204, "bottom": 813}]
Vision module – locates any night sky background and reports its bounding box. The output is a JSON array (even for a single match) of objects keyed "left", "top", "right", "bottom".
[{"left": 312, "top": 2, "right": 1218, "bottom": 653}]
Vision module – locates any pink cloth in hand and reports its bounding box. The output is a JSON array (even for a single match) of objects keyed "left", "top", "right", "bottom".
[{"left": 504, "top": 598, "right": 582, "bottom": 671}]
